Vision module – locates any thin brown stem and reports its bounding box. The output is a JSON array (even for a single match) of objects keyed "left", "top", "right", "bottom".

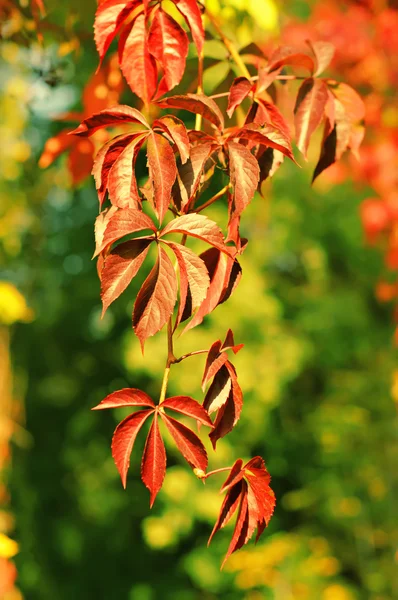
[
  {"left": 204, "top": 467, "right": 232, "bottom": 479},
  {"left": 205, "top": 8, "right": 251, "bottom": 80},
  {"left": 196, "top": 185, "right": 230, "bottom": 213},
  {"left": 173, "top": 349, "right": 208, "bottom": 364}
]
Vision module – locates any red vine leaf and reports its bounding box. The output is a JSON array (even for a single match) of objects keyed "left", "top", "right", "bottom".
[
  {"left": 227, "top": 141, "right": 260, "bottom": 219},
  {"left": 94, "top": 0, "right": 142, "bottom": 65},
  {"left": 71, "top": 105, "right": 150, "bottom": 136},
  {"left": 141, "top": 416, "right": 167, "bottom": 507},
  {"left": 107, "top": 133, "right": 149, "bottom": 208},
  {"left": 133, "top": 245, "right": 178, "bottom": 349},
  {"left": 94, "top": 206, "right": 118, "bottom": 259},
  {"left": 148, "top": 8, "right": 189, "bottom": 93},
  {"left": 307, "top": 40, "right": 335, "bottom": 77},
  {"left": 173, "top": 0, "right": 205, "bottom": 54},
  {"left": 153, "top": 116, "right": 190, "bottom": 164},
  {"left": 160, "top": 413, "right": 208, "bottom": 471},
  {"left": 162, "top": 396, "right": 213, "bottom": 427},
  {"left": 234, "top": 123, "right": 296, "bottom": 162},
  {"left": 119, "top": 13, "right": 158, "bottom": 105},
  {"left": 146, "top": 131, "right": 177, "bottom": 225},
  {"left": 92, "top": 387, "right": 155, "bottom": 410},
  {"left": 160, "top": 214, "right": 231, "bottom": 255},
  {"left": 206, "top": 362, "right": 243, "bottom": 447},
  {"left": 157, "top": 94, "right": 224, "bottom": 130},
  {"left": 209, "top": 457, "right": 275, "bottom": 567},
  {"left": 294, "top": 78, "right": 328, "bottom": 158},
  {"left": 164, "top": 242, "right": 210, "bottom": 329},
  {"left": 268, "top": 45, "right": 315, "bottom": 74},
  {"left": 94, "top": 208, "right": 156, "bottom": 257},
  {"left": 111, "top": 409, "right": 154, "bottom": 489},
  {"left": 174, "top": 142, "right": 216, "bottom": 210},
  {"left": 227, "top": 77, "right": 253, "bottom": 118},
  {"left": 101, "top": 238, "right": 152, "bottom": 316}
]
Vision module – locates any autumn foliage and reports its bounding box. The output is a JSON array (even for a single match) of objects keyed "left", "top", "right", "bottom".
[{"left": 37, "top": 0, "right": 366, "bottom": 566}]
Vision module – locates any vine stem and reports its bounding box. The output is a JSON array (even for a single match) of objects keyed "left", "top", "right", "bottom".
[
  {"left": 159, "top": 319, "right": 175, "bottom": 404},
  {"left": 203, "top": 467, "right": 233, "bottom": 479},
  {"left": 205, "top": 8, "right": 252, "bottom": 80},
  {"left": 173, "top": 349, "right": 208, "bottom": 364},
  {"left": 196, "top": 184, "right": 230, "bottom": 213},
  {"left": 195, "top": 1, "right": 205, "bottom": 131}
]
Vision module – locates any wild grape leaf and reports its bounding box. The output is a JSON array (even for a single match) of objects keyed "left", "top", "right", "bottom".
[
  {"left": 202, "top": 329, "right": 243, "bottom": 388},
  {"left": 160, "top": 414, "right": 208, "bottom": 471},
  {"left": 209, "top": 366, "right": 243, "bottom": 447},
  {"left": 92, "top": 389, "right": 212, "bottom": 504},
  {"left": 227, "top": 141, "right": 260, "bottom": 219},
  {"left": 133, "top": 245, "right": 178, "bottom": 349},
  {"left": 294, "top": 78, "right": 328, "bottom": 158},
  {"left": 307, "top": 40, "right": 335, "bottom": 77},
  {"left": 94, "top": 206, "right": 119, "bottom": 259},
  {"left": 157, "top": 94, "right": 224, "bottom": 130},
  {"left": 94, "top": 0, "right": 142, "bottom": 65},
  {"left": 70, "top": 104, "right": 150, "bottom": 136},
  {"left": 161, "top": 396, "right": 213, "bottom": 426},
  {"left": 107, "top": 133, "right": 148, "bottom": 208},
  {"left": 209, "top": 457, "right": 275, "bottom": 568},
  {"left": 93, "top": 208, "right": 156, "bottom": 257},
  {"left": 153, "top": 116, "right": 190, "bottom": 164},
  {"left": 173, "top": 142, "right": 216, "bottom": 210},
  {"left": 164, "top": 242, "right": 210, "bottom": 329},
  {"left": 173, "top": 0, "right": 204, "bottom": 53},
  {"left": 268, "top": 45, "right": 315, "bottom": 74},
  {"left": 203, "top": 366, "right": 232, "bottom": 416},
  {"left": 146, "top": 131, "right": 177, "bottom": 224},
  {"left": 182, "top": 248, "right": 242, "bottom": 333},
  {"left": 119, "top": 13, "right": 158, "bottom": 105},
  {"left": 251, "top": 99, "right": 291, "bottom": 140},
  {"left": 227, "top": 77, "right": 253, "bottom": 118},
  {"left": 148, "top": 8, "right": 189, "bottom": 93},
  {"left": 160, "top": 214, "right": 231, "bottom": 255},
  {"left": 312, "top": 118, "right": 336, "bottom": 182},
  {"left": 101, "top": 238, "right": 152, "bottom": 316},
  {"left": 233, "top": 123, "right": 295, "bottom": 162}
]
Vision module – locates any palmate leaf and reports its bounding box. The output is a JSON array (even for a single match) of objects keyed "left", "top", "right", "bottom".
[
  {"left": 92, "top": 390, "right": 212, "bottom": 505},
  {"left": 209, "top": 457, "right": 276, "bottom": 568},
  {"left": 94, "top": 0, "right": 204, "bottom": 101}
]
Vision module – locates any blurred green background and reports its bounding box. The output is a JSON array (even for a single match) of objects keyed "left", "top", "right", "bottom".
[{"left": 0, "top": 1, "right": 397, "bottom": 599}]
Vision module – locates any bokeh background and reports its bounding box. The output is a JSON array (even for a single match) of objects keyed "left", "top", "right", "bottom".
[{"left": 1, "top": 0, "right": 397, "bottom": 599}]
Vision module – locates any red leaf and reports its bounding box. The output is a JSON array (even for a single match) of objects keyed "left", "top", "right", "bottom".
[
  {"left": 160, "top": 214, "right": 230, "bottom": 255},
  {"left": 235, "top": 123, "right": 295, "bottom": 162},
  {"left": 165, "top": 242, "right": 210, "bottom": 328},
  {"left": 174, "top": 142, "right": 216, "bottom": 210},
  {"left": 71, "top": 105, "right": 149, "bottom": 136},
  {"left": 182, "top": 248, "right": 241, "bottom": 333},
  {"left": 227, "top": 77, "right": 253, "bottom": 118},
  {"left": 141, "top": 416, "right": 167, "bottom": 507},
  {"left": 107, "top": 133, "right": 148, "bottom": 208},
  {"left": 202, "top": 340, "right": 227, "bottom": 389},
  {"left": 146, "top": 132, "right": 177, "bottom": 224},
  {"left": 294, "top": 78, "right": 328, "bottom": 158},
  {"left": 101, "top": 238, "right": 152, "bottom": 316},
  {"left": 227, "top": 141, "right": 260, "bottom": 219},
  {"left": 160, "top": 413, "right": 208, "bottom": 471},
  {"left": 94, "top": 206, "right": 118, "bottom": 259},
  {"left": 312, "top": 119, "right": 336, "bottom": 182},
  {"left": 153, "top": 116, "right": 190, "bottom": 164},
  {"left": 118, "top": 13, "right": 158, "bottom": 105},
  {"left": 221, "top": 329, "right": 243, "bottom": 354},
  {"left": 253, "top": 99, "right": 291, "bottom": 140},
  {"left": 111, "top": 409, "right": 153, "bottom": 488},
  {"left": 306, "top": 40, "right": 335, "bottom": 77},
  {"left": 92, "top": 387, "right": 155, "bottom": 410},
  {"left": 203, "top": 365, "right": 232, "bottom": 415},
  {"left": 255, "top": 66, "right": 281, "bottom": 95},
  {"left": 209, "top": 376, "right": 243, "bottom": 448},
  {"left": 220, "top": 458, "right": 244, "bottom": 492},
  {"left": 94, "top": 208, "right": 156, "bottom": 257},
  {"left": 208, "top": 480, "right": 243, "bottom": 545},
  {"left": 221, "top": 485, "right": 249, "bottom": 568},
  {"left": 162, "top": 396, "right": 213, "bottom": 427},
  {"left": 94, "top": 0, "right": 141, "bottom": 65},
  {"left": 332, "top": 83, "right": 365, "bottom": 124},
  {"left": 148, "top": 9, "right": 189, "bottom": 93},
  {"left": 173, "top": 0, "right": 204, "bottom": 53},
  {"left": 92, "top": 134, "right": 137, "bottom": 207},
  {"left": 157, "top": 94, "right": 224, "bottom": 130},
  {"left": 268, "top": 45, "right": 315, "bottom": 74},
  {"left": 133, "top": 245, "right": 178, "bottom": 349}
]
